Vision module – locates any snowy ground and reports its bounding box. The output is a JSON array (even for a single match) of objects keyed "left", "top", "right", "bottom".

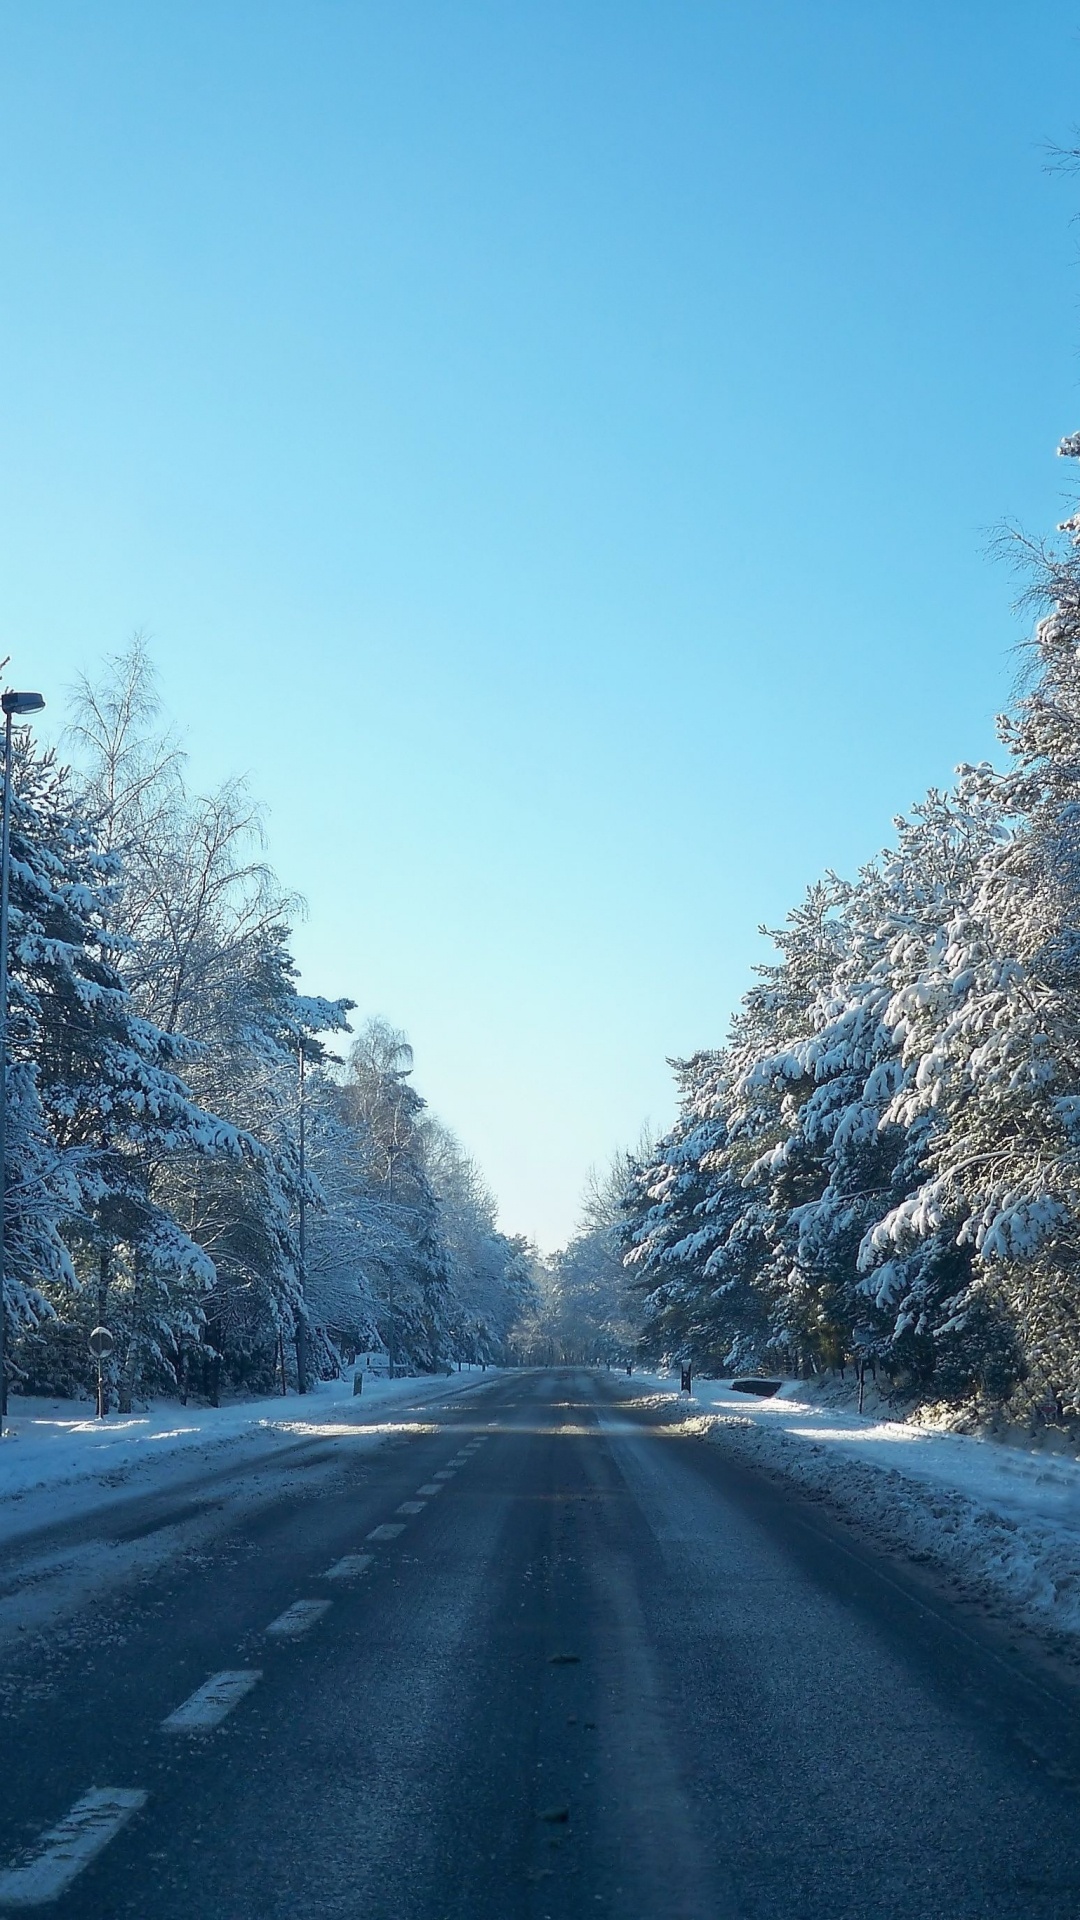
[
  {"left": 620, "top": 1370, "right": 1080, "bottom": 1647},
  {"left": 0, "top": 1367, "right": 500, "bottom": 1547},
  {"left": 13, "top": 1361, "right": 1080, "bottom": 1655}
]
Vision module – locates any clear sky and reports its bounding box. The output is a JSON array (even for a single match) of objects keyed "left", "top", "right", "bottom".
[{"left": 1, "top": 3, "right": 1079, "bottom": 1249}]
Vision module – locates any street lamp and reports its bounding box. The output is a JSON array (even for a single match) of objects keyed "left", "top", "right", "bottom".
[
  {"left": 0, "top": 691, "right": 44, "bottom": 1431},
  {"left": 295, "top": 1037, "right": 309, "bottom": 1395}
]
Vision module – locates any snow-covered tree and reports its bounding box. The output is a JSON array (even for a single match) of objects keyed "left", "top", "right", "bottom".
[
  {"left": 5, "top": 640, "right": 526, "bottom": 1409},
  {"left": 623, "top": 792, "right": 1017, "bottom": 1401},
  {"left": 60, "top": 643, "right": 352, "bottom": 1399},
  {"left": 6, "top": 732, "right": 249, "bottom": 1406},
  {"left": 334, "top": 1018, "right": 450, "bottom": 1371},
  {"left": 545, "top": 1146, "right": 647, "bottom": 1362},
  {"left": 423, "top": 1122, "right": 538, "bottom": 1362},
  {"left": 863, "top": 446, "right": 1080, "bottom": 1414}
]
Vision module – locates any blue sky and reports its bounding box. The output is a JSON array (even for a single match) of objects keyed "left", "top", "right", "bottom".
[{"left": 1, "top": 2, "right": 1079, "bottom": 1246}]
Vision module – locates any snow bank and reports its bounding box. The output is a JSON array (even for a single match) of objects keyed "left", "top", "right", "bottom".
[
  {"left": 0, "top": 1369, "right": 499, "bottom": 1537},
  {"left": 627, "top": 1372, "right": 1080, "bottom": 1642}
]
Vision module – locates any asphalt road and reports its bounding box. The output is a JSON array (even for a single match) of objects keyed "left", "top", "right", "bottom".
[{"left": 6, "top": 1369, "right": 1080, "bottom": 1918}]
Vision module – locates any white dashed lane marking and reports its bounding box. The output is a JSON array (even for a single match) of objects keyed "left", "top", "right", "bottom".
[
  {"left": 0, "top": 1415, "right": 498, "bottom": 1907},
  {"left": 266, "top": 1599, "right": 332, "bottom": 1638},
  {"left": 322, "top": 1553, "right": 374, "bottom": 1581},
  {"left": 0, "top": 1789, "right": 147, "bottom": 1909},
  {"left": 162, "top": 1670, "right": 262, "bottom": 1732}
]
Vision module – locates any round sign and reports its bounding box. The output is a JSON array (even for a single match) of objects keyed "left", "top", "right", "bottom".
[{"left": 88, "top": 1325, "right": 114, "bottom": 1359}]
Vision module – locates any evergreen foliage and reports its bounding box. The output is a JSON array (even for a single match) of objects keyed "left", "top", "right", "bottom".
[
  {"left": 620, "top": 435, "right": 1080, "bottom": 1422},
  {"left": 2, "top": 645, "right": 532, "bottom": 1408}
]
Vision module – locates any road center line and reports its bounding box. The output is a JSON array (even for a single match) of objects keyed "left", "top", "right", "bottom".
[
  {"left": 0, "top": 1789, "right": 147, "bottom": 1909},
  {"left": 367, "top": 1522, "right": 406, "bottom": 1542},
  {"left": 161, "top": 1670, "right": 262, "bottom": 1732},
  {"left": 322, "top": 1553, "right": 374, "bottom": 1580},
  {"left": 265, "top": 1599, "right": 332, "bottom": 1637},
  {"left": 415, "top": 1483, "right": 443, "bottom": 1496},
  {"left": 396, "top": 1501, "right": 427, "bottom": 1516}
]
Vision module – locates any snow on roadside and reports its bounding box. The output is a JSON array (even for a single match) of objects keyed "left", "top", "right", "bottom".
[
  {"left": 0, "top": 1369, "right": 500, "bottom": 1543},
  {"left": 622, "top": 1372, "right": 1080, "bottom": 1644}
]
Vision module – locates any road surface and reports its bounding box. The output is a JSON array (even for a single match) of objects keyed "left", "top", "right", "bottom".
[{"left": 4, "top": 1368, "right": 1080, "bottom": 1917}]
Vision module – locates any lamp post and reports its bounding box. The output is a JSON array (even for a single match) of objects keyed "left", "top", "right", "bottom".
[
  {"left": 295, "top": 1038, "right": 309, "bottom": 1395},
  {"left": 0, "top": 691, "right": 45, "bottom": 1431}
]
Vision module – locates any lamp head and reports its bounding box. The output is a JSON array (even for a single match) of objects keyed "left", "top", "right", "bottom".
[{"left": 1, "top": 692, "right": 45, "bottom": 716}]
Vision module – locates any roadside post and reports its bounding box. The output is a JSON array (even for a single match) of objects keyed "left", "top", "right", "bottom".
[
  {"left": 88, "top": 1325, "right": 114, "bottom": 1419},
  {"left": 680, "top": 1363, "right": 692, "bottom": 1394}
]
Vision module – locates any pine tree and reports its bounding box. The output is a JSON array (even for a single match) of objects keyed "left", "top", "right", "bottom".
[{"left": 7, "top": 733, "right": 245, "bottom": 1404}]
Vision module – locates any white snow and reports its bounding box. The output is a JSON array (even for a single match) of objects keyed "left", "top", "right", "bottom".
[
  {"left": 0, "top": 1367, "right": 499, "bottom": 1546},
  {"left": 622, "top": 1371, "right": 1080, "bottom": 1642}
]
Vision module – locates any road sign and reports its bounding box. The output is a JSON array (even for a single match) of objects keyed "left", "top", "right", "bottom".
[{"left": 89, "top": 1326, "right": 114, "bottom": 1418}]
